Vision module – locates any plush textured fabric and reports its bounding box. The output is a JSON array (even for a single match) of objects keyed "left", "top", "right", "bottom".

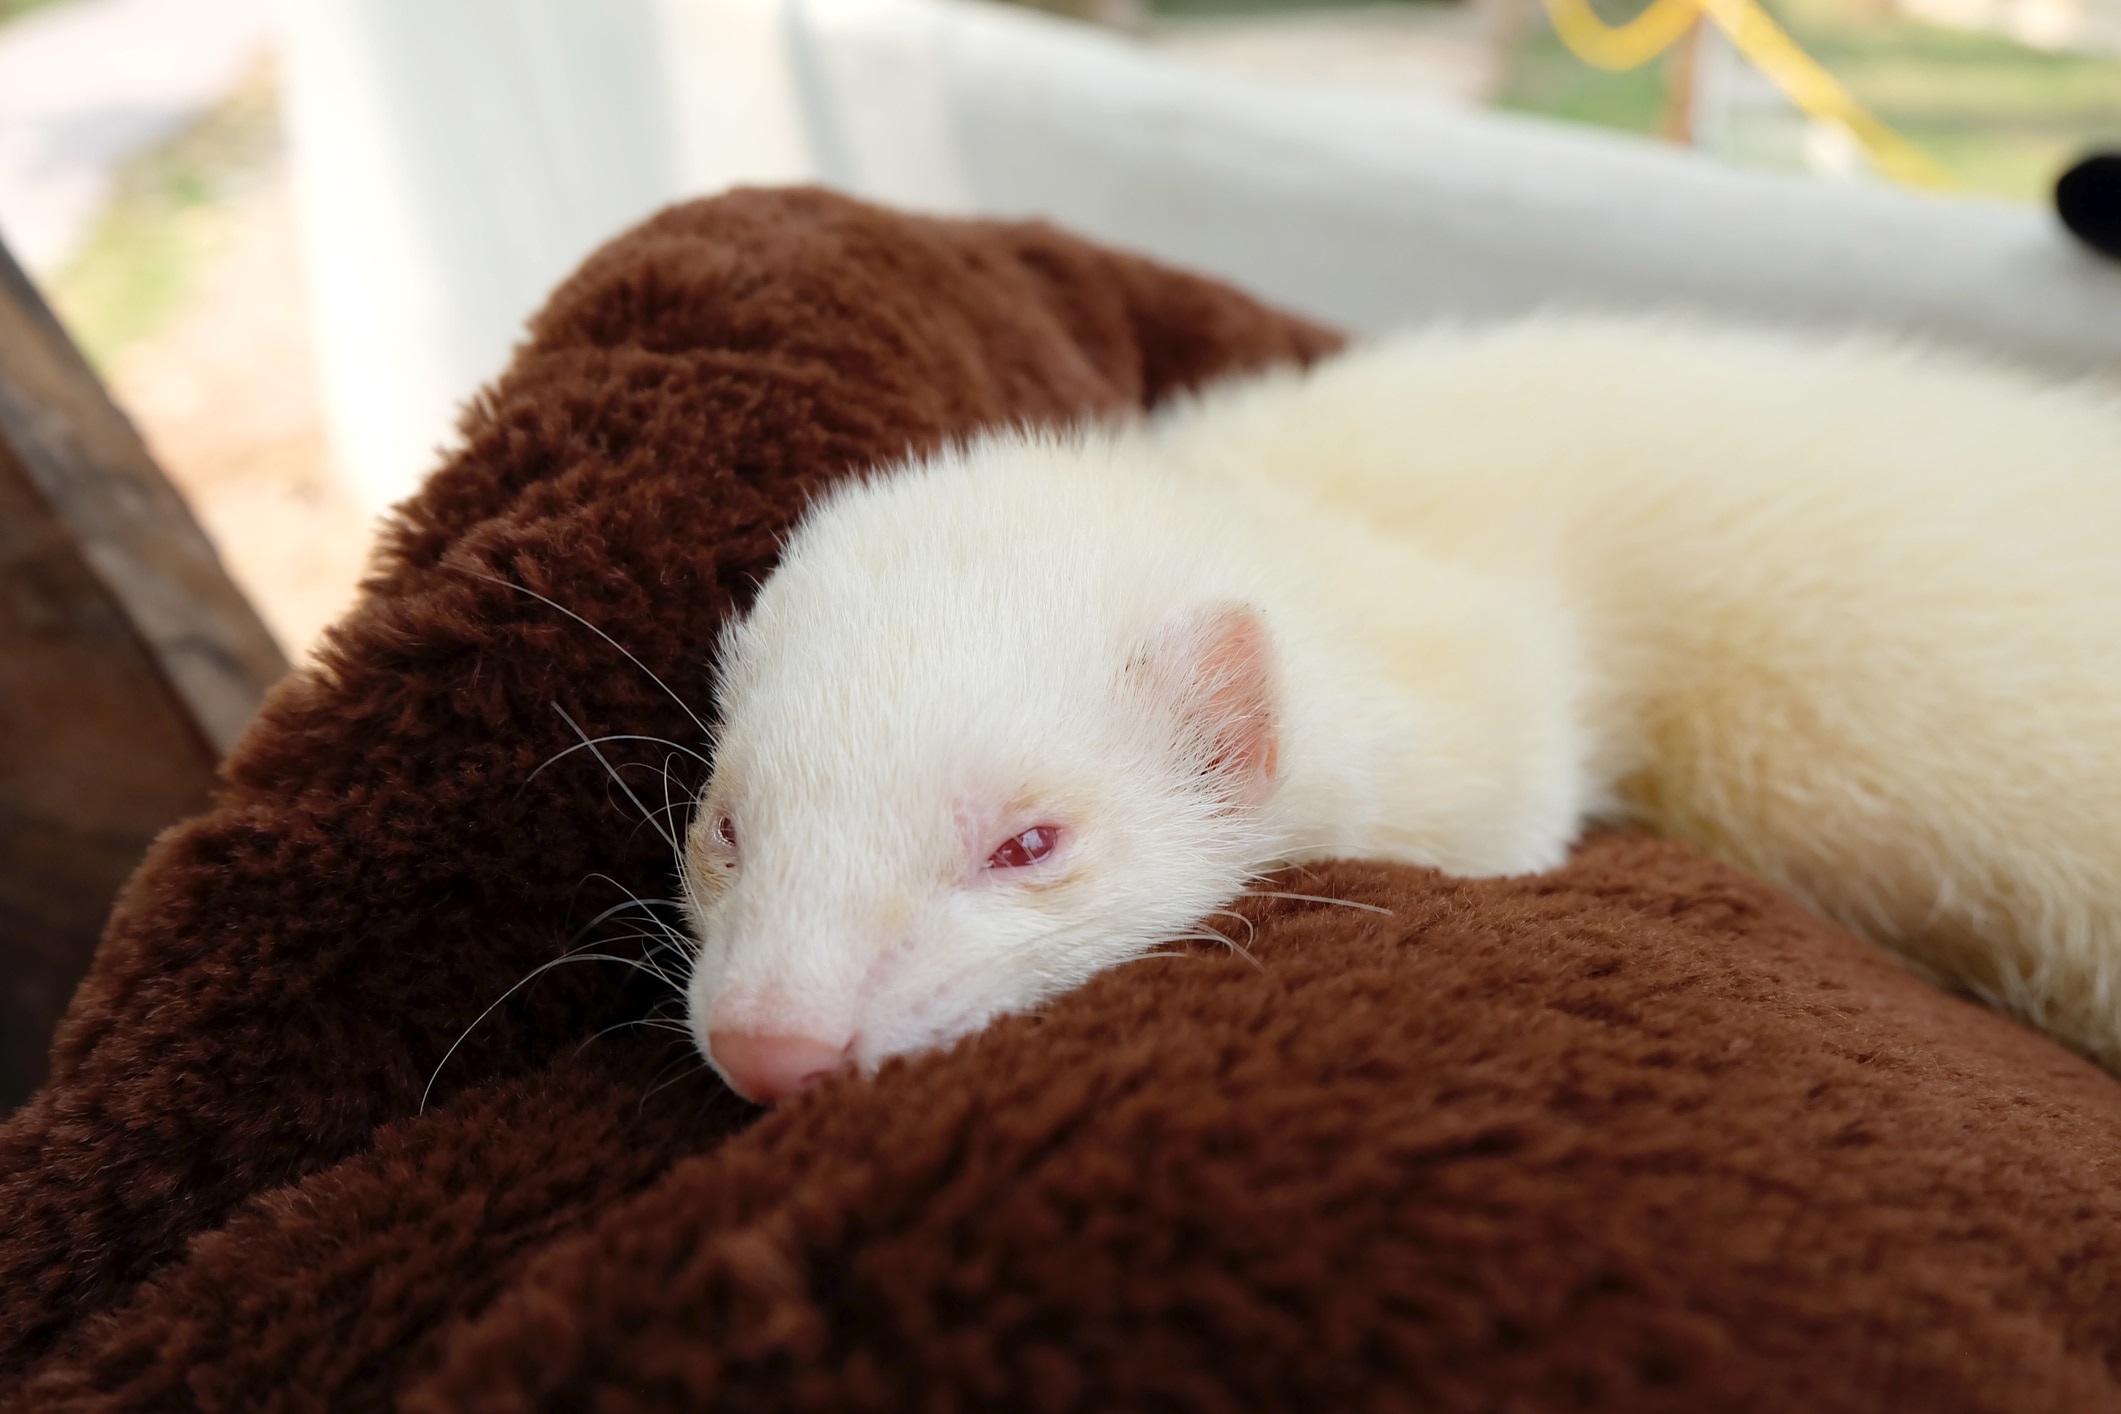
[{"left": 5, "top": 187, "right": 2121, "bottom": 1412}]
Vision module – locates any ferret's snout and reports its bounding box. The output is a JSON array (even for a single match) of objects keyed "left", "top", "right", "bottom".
[{"left": 709, "top": 1031, "right": 851, "bottom": 1104}]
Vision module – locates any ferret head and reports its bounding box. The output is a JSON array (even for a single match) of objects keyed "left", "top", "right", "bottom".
[{"left": 681, "top": 445, "right": 1280, "bottom": 1104}]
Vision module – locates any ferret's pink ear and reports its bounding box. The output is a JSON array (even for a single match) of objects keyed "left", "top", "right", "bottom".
[{"left": 1142, "top": 601, "right": 1280, "bottom": 805}]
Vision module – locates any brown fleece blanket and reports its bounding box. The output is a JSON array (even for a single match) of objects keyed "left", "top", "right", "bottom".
[{"left": 6, "top": 187, "right": 2121, "bottom": 1412}]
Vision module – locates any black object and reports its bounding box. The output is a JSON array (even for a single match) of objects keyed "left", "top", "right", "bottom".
[{"left": 2056, "top": 153, "right": 2121, "bottom": 260}]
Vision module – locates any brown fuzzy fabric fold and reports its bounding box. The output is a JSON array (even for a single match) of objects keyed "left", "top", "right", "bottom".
[{"left": 5, "top": 187, "right": 2120, "bottom": 1413}]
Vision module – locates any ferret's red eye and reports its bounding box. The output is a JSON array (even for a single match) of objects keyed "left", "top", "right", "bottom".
[
  {"left": 986, "top": 824, "right": 1060, "bottom": 870},
  {"left": 713, "top": 814, "right": 737, "bottom": 850}
]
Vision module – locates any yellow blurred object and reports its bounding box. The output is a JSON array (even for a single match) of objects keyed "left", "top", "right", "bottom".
[{"left": 1540, "top": 0, "right": 1959, "bottom": 188}]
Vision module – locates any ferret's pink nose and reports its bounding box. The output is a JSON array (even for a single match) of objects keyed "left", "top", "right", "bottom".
[{"left": 708, "top": 1031, "right": 849, "bottom": 1104}]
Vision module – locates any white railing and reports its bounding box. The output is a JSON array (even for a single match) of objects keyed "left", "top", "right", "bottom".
[{"left": 283, "top": 0, "right": 2121, "bottom": 509}]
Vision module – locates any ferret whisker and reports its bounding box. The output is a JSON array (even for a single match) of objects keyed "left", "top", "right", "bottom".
[
  {"left": 421, "top": 951, "right": 675, "bottom": 1115},
  {"left": 624, "top": 930, "right": 692, "bottom": 958},
  {"left": 461, "top": 567, "right": 715, "bottom": 741},
  {"left": 664, "top": 751, "right": 692, "bottom": 821},
  {"left": 569, "top": 1031, "right": 692, "bottom": 1093},
  {"left": 575, "top": 877, "right": 696, "bottom": 950},
  {"left": 577, "top": 931, "right": 688, "bottom": 986},
  {"left": 584, "top": 921, "right": 695, "bottom": 967},
  {"left": 655, "top": 751, "right": 681, "bottom": 849},
  {"left": 542, "top": 925, "right": 686, "bottom": 988},
  {"left": 1203, "top": 908, "right": 1257, "bottom": 944},
  {"left": 521, "top": 734, "right": 712, "bottom": 794},
  {"left": 621, "top": 812, "right": 678, "bottom": 854},
  {"left": 567, "top": 916, "right": 680, "bottom": 958},
  {"left": 625, "top": 941, "right": 694, "bottom": 993},
  {"left": 570, "top": 877, "right": 690, "bottom": 915},
  {"left": 641, "top": 933, "right": 692, "bottom": 961},
  {"left": 644, "top": 793, "right": 695, "bottom": 842},
  {"left": 604, "top": 786, "right": 700, "bottom": 857},
  {"left": 639, "top": 1051, "right": 715, "bottom": 1111},
  {"left": 555, "top": 703, "right": 682, "bottom": 853},
  {"left": 587, "top": 1016, "right": 695, "bottom": 1045},
  {"left": 1237, "top": 889, "right": 1395, "bottom": 917},
  {"left": 567, "top": 890, "right": 690, "bottom": 949},
  {"left": 613, "top": 779, "right": 701, "bottom": 855},
  {"left": 566, "top": 918, "right": 693, "bottom": 985},
  {"left": 1169, "top": 928, "right": 1265, "bottom": 970}
]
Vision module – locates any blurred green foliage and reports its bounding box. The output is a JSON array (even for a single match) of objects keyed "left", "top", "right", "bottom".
[
  {"left": 1495, "top": 26, "right": 1673, "bottom": 131},
  {"left": 49, "top": 72, "right": 278, "bottom": 369},
  {"left": 0, "top": 0, "right": 74, "bottom": 26},
  {"left": 1145, "top": 0, "right": 2121, "bottom": 202},
  {"left": 1787, "top": 0, "right": 2121, "bottom": 199},
  {"left": 1495, "top": 0, "right": 2121, "bottom": 201}
]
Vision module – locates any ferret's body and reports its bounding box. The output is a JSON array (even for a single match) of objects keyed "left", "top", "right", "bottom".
[{"left": 684, "top": 317, "right": 2121, "bottom": 1101}]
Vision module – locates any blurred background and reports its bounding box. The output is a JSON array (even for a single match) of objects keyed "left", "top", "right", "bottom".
[
  {"left": 1, "top": 0, "right": 2116, "bottom": 663},
  {"left": 0, "top": 0, "right": 2112, "bottom": 665},
  {"left": 3, "top": 0, "right": 354, "bottom": 658}
]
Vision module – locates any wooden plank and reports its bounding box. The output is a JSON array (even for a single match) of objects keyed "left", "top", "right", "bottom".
[
  {"left": 0, "top": 240, "right": 290, "bottom": 1114},
  {"left": 0, "top": 240, "right": 289, "bottom": 756}
]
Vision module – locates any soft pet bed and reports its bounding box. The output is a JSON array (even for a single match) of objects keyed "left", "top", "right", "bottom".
[{"left": 6, "top": 188, "right": 2121, "bottom": 1413}]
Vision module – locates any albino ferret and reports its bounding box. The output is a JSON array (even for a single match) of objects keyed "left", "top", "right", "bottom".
[{"left": 679, "top": 316, "right": 2121, "bottom": 1104}]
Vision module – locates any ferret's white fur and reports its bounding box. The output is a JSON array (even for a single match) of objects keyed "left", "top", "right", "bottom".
[{"left": 683, "top": 315, "right": 2121, "bottom": 1087}]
